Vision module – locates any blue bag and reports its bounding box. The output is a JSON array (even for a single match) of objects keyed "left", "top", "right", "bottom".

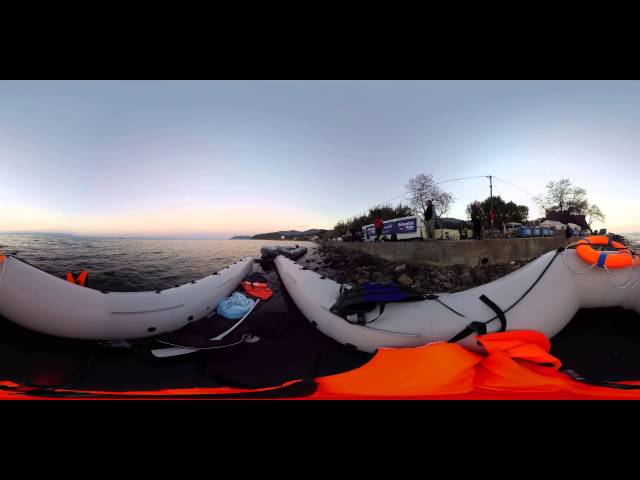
[{"left": 217, "top": 292, "right": 256, "bottom": 320}]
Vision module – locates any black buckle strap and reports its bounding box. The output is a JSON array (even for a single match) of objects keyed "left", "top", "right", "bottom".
[
  {"left": 448, "top": 294, "right": 506, "bottom": 343},
  {"left": 448, "top": 321, "right": 487, "bottom": 343},
  {"left": 354, "top": 302, "right": 386, "bottom": 326},
  {"left": 478, "top": 294, "right": 506, "bottom": 333}
]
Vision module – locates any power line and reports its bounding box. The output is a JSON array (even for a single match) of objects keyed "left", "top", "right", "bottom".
[
  {"left": 492, "top": 176, "right": 537, "bottom": 198},
  {"left": 347, "top": 174, "right": 537, "bottom": 222},
  {"left": 435, "top": 175, "right": 491, "bottom": 185},
  {"left": 375, "top": 176, "right": 489, "bottom": 210}
]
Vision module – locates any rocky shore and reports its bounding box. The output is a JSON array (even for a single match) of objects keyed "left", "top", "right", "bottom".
[{"left": 301, "top": 243, "right": 534, "bottom": 294}]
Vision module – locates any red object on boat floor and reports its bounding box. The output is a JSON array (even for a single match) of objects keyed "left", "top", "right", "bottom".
[{"left": 242, "top": 281, "right": 273, "bottom": 301}]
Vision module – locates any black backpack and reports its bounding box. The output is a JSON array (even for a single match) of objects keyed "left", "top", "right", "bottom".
[{"left": 330, "top": 282, "right": 426, "bottom": 325}]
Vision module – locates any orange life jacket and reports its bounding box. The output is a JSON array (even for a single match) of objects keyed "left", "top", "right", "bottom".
[
  {"left": 313, "top": 330, "right": 640, "bottom": 399},
  {"left": 65, "top": 270, "right": 89, "bottom": 287},
  {"left": 242, "top": 281, "right": 273, "bottom": 301}
]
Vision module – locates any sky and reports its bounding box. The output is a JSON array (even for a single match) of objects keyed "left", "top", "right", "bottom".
[{"left": 1, "top": 80, "right": 639, "bottom": 238}]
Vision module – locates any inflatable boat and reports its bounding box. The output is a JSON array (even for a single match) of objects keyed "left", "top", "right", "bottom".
[
  {"left": 275, "top": 237, "right": 640, "bottom": 353},
  {"left": 2, "top": 246, "right": 640, "bottom": 400},
  {"left": 0, "top": 254, "right": 254, "bottom": 340},
  {"left": 261, "top": 245, "right": 308, "bottom": 262}
]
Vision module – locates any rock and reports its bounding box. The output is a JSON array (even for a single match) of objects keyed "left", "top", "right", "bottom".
[
  {"left": 395, "top": 264, "right": 407, "bottom": 273},
  {"left": 384, "top": 265, "right": 397, "bottom": 275},
  {"left": 397, "top": 273, "right": 413, "bottom": 286},
  {"left": 372, "top": 271, "right": 391, "bottom": 283},
  {"left": 460, "top": 271, "right": 473, "bottom": 282}
]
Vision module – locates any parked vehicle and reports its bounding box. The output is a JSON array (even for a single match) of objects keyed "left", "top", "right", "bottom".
[{"left": 362, "top": 215, "right": 424, "bottom": 241}]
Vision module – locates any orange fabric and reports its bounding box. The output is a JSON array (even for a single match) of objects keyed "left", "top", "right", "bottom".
[
  {"left": 0, "top": 379, "right": 303, "bottom": 400},
  {"left": 76, "top": 271, "right": 88, "bottom": 287},
  {"left": 316, "top": 342, "right": 482, "bottom": 397},
  {"left": 313, "top": 330, "right": 640, "bottom": 400},
  {"left": 474, "top": 331, "right": 564, "bottom": 393},
  {"left": 0, "top": 254, "right": 5, "bottom": 265},
  {"left": 65, "top": 271, "right": 89, "bottom": 287},
  {"left": 576, "top": 235, "right": 634, "bottom": 269},
  {"left": 242, "top": 281, "right": 273, "bottom": 301}
]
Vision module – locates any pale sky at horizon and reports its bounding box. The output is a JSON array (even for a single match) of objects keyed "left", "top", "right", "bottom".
[{"left": 1, "top": 80, "right": 639, "bottom": 238}]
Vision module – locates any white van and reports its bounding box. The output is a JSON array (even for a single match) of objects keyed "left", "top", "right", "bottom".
[{"left": 362, "top": 215, "right": 424, "bottom": 241}]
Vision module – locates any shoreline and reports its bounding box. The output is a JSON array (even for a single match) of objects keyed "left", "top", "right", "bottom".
[{"left": 301, "top": 232, "right": 635, "bottom": 294}]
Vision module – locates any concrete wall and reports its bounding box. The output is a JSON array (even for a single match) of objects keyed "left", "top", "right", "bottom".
[{"left": 325, "top": 237, "right": 568, "bottom": 267}]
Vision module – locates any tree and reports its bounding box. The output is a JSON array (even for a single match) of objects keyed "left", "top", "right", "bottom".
[
  {"left": 406, "top": 173, "right": 455, "bottom": 220},
  {"left": 535, "top": 178, "right": 589, "bottom": 215},
  {"left": 585, "top": 204, "right": 605, "bottom": 229},
  {"left": 466, "top": 196, "right": 529, "bottom": 225},
  {"left": 535, "top": 178, "right": 605, "bottom": 228}
]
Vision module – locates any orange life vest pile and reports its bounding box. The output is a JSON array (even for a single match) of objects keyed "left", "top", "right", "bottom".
[
  {"left": 311, "top": 330, "right": 640, "bottom": 399},
  {"left": 242, "top": 281, "right": 273, "bottom": 301}
]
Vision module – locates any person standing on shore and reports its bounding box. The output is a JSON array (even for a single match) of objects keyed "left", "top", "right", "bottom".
[
  {"left": 565, "top": 225, "right": 573, "bottom": 245},
  {"left": 424, "top": 200, "right": 435, "bottom": 241},
  {"left": 471, "top": 202, "right": 484, "bottom": 240},
  {"left": 374, "top": 216, "right": 383, "bottom": 243}
]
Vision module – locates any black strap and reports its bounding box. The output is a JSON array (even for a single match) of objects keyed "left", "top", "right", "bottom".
[
  {"left": 448, "top": 294, "right": 506, "bottom": 343},
  {"left": 479, "top": 294, "right": 506, "bottom": 333},
  {"left": 352, "top": 302, "right": 386, "bottom": 326},
  {"left": 448, "top": 321, "right": 488, "bottom": 344},
  {"left": 484, "top": 250, "right": 560, "bottom": 324}
]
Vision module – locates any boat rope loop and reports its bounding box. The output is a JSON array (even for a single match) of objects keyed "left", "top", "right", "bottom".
[{"left": 423, "top": 294, "right": 466, "bottom": 318}]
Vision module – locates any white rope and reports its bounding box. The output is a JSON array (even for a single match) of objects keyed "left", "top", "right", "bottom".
[
  {"left": 562, "top": 241, "right": 598, "bottom": 275},
  {"left": 604, "top": 264, "right": 639, "bottom": 289}
]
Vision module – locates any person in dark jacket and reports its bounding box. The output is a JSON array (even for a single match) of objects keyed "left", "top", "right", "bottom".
[
  {"left": 424, "top": 200, "right": 435, "bottom": 241},
  {"left": 565, "top": 225, "right": 573, "bottom": 245},
  {"left": 471, "top": 202, "right": 484, "bottom": 240}
]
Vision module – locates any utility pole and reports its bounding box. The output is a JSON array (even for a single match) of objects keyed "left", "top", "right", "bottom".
[{"left": 488, "top": 175, "right": 494, "bottom": 237}]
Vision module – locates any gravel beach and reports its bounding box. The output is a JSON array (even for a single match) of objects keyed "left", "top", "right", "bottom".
[{"left": 300, "top": 243, "right": 535, "bottom": 294}]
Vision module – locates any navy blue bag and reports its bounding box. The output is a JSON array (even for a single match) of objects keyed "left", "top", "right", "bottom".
[{"left": 329, "top": 282, "right": 425, "bottom": 325}]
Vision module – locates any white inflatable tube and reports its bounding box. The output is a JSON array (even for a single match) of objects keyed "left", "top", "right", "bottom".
[
  {"left": 0, "top": 254, "right": 254, "bottom": 340},
  {"left": 276, "top": 249, "right": 640, "bottom": 353}
]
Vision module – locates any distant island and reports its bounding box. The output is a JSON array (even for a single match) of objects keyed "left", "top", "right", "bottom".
[{"left": 229, "top": 229, "right": 327, "bottom": 241}]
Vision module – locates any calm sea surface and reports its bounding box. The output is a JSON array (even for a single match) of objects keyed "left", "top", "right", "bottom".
[
  {"left": 0, "top": 234, "right": 313, "bottom": 292},
  {"left": 625, "top": 232, "right": 640, "bottom": 248}
]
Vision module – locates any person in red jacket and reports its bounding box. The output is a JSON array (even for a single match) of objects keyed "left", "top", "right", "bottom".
[{"left": 374, "top": 217, "right": 384, "bottom": 242}]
